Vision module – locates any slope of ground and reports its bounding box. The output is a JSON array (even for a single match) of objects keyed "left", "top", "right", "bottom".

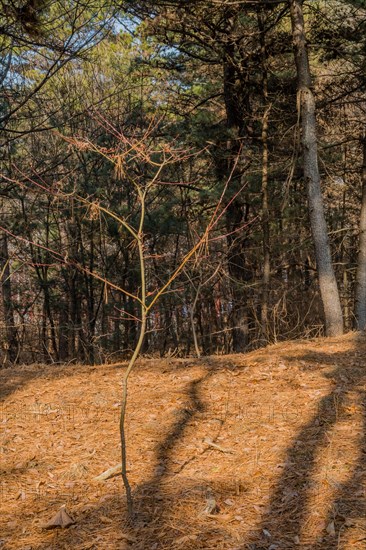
[{"left": 0, "top": 333, "right": 365, "bottom": 549}]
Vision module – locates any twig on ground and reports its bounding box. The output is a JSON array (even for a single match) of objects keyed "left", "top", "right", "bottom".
[
  {"left": 203, "top": 437, "right": 234, "bottom": 454},
  {"left": 94, "top": 463, "right": 122, "bottom": 482}
]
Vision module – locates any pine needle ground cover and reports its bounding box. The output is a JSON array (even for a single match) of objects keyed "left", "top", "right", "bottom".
[{"left": 1, "top": 334, "right": 365, "bottom": 549}]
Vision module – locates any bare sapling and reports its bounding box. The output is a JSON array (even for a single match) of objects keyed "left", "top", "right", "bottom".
[{"left": 0, "top": 117, "right": 247, "bottom": 519}]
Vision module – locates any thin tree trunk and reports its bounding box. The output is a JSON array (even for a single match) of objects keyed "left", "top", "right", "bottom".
[
  {"left": 0, "top": 232, "right": 18, "bottom": 363},
  {"left": 67, "top": 203, "right": 83, "bottom": 361},
  {"left": 259, "top": 11, "right": 271, "bottom": 343},
  {"left": 41, "top": 293, "right": 49, "bottom": 362},
  {"left": 190, "top": 282, "right": 201, "bottom": 358},
  {"left": 226, "top": 200, "right": 251, "bottom": 351},
  {"left": 69, "top": 272, "right": 80, "bottom": 359},
  {"left": 58, "top": 299, "right": 69, "bottom": 362},
  {"left": 261, "top": 107, "right": 270, "bottom": 342},
  {"left": 112, "top": 310, "right": 119, "bottom": 354},
  {"left": 43, "top": 282, "right": 58, "bottom": 360},
  {"left": 290, "top": 0, "right": 343, "bottom": 336},
  {"left": 355, "top": 136, "right": 366, "bottom": 329},
  {"left": 222, "top": 34, "right": 252, "bottom": 353},
  {"left": 119, "top": 187, "right": 148, "bottom": 519}
]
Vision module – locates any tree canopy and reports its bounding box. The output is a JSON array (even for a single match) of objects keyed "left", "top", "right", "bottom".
[{"left": 1, "top": 0, "right": 366, "bottom": 365}]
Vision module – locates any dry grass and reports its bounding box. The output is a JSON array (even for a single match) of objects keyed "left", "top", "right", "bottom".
[{"left": 0, "top": 333, "right": 365, "bottom": 549}]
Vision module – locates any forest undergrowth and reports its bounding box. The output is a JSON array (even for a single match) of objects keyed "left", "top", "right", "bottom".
[{"left": 0, "top": 333, "right": 365, "bottom": 549}]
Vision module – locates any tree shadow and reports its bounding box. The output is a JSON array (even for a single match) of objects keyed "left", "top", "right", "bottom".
[
  {"left": 0, "top": 360, "right": 130, "bottom": 404},
  {"left": 0, "top": 364, "right": 49, "bottom": 402},
  {"left": 243, "top": 342, "right": 366, "bottom": 549},
  {"left": 319, "top": 390, "right": 365, "bottom": 549},
  {"left": 2, "top": 342, "right": 365, "bottom": 549},
  {"left": 21, "top": 357, "right": 236, "bottom": 549},
  {"left": 129, "top": 358, "right": 234, "bottom": 548}
]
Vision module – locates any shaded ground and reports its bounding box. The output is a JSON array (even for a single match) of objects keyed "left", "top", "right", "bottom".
[{"left": 0, "top": 333, "right": 365, "bottom": 549}]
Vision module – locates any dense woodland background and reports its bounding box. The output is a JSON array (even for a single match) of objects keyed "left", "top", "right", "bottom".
[{"left": 1, "top": 0, "right": 366, "bottom": 365}]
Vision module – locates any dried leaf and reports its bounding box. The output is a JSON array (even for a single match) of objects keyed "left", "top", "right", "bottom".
[
  {"left": 42, "top": 505, "right": 75, "bottom": 529},
  {"left": 326, "top": 521, "right": 336, "bottom": 537}
]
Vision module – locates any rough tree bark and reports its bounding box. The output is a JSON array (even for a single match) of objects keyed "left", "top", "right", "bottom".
[
  {"left": 355, "top": 136, "right": 366, "bottom": 330},
  {"left": 259, "top": 10, "right": 271, "bottom": 343},
  {"left": 290, "top": 0, "right": 343, "bottom": 336},
  {"left": 0, "top": 232, "right": 18, "bottom": 363},
  {"left": 226, "top": 199, "right": 251, "bottom": 352},
  {"left": 222, "top": 35, "right": 252, "bottom": 352}
]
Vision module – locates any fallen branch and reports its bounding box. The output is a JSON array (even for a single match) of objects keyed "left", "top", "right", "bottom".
[
  {"left": 94, "top": 463, "right": 122, "bottom": 482},
  {"left": 203, "top": 437, "right": 234, "bottom": 454}
]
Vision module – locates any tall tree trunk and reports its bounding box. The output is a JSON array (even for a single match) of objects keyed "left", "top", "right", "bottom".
[
  {"left": 112, "top": 301, "right": 121, "bottom": 354},
  {"left": 83, "top": 223, "right": 96, "bottom": 365},
  {"left": 67, "top": 202, "right": 83, "bottom": 361},
  {"left": 58, "top": 298, "right": 69, "bottom": 362},
  {"left": 355, "top": 136, "right": 366, "bottom": 329},
  {"left": 0, "top": 232, "right": 18, "bottom": 363},
  {"left": 260, "top": 106, "right": 270, "bottom": 342},
  {"left": 259, "top": 10, "right": 271, "bottom": 343},
  {"left": 290, "top": 0, "right": 343, "bottom": 336},
  {"left": 226, "top": 200, "right": 251, "bottom": 352},
  {"left": 42, "top": 281, "right": 59, "bottom": 361},
  {"left": 222, "top": 39, "right": 252, "bottom": 352}
]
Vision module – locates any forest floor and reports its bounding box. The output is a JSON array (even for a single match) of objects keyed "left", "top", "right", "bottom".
[{"left": 0, "top": 333, "right": 365, "bottom": 550}]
